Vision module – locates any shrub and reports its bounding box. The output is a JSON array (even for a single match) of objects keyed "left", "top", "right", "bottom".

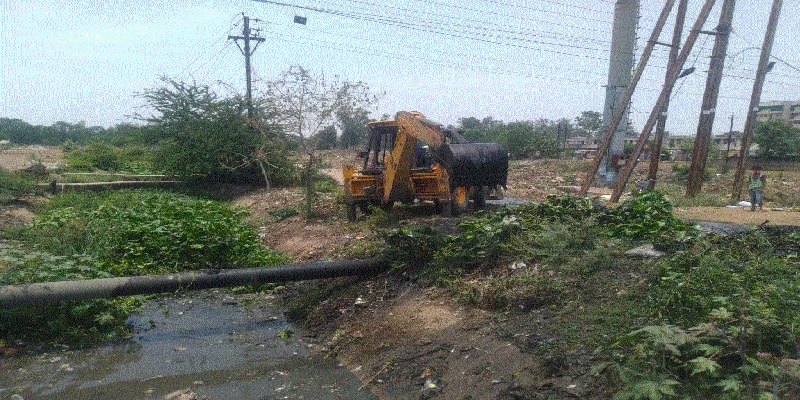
[
  {"left": 599, "top": 190, "right": 695, "bottom": 244},
  {"left": 0, "top": 167, "right": 41, "bottom": 202},
  {"left": 20, "top": 190, "right": 285, "bottom": 275}
]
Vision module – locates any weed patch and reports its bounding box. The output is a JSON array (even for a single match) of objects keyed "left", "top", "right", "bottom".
[
  {"left": 18, "top": 190, "right": 284, "bottom": 275},
  {"left": 0, "top": 167, "right": 43, "bottom": 202},
  {"left": 598, "top": 231, "right": 800, "bottom": 399}
]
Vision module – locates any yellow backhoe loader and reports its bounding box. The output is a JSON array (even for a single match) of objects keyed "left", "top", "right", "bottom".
[{"left": 342, "top": 111, "right": 508, "bottom": 221}]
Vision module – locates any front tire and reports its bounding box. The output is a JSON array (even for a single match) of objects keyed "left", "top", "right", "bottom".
[{"left": 346, "top": 203, "right": 357, "bottom": 222}]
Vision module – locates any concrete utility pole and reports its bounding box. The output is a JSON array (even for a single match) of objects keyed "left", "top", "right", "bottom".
[
  {"left": 732, "top": 0, "right": 783, "bottom": 201},
  {"left": 686, "top": 0, "right": 736, "bottom": 196},
  {"left": 229, "top": 15, "right": 265, "bottom": 119},
  {"left": 598, "top": 0, "right": 640, "bottom": 188},
  {"left": 610, "top": 0, "right": 718, "bottom": 202},
  {"left": 647, "top": 0, "right": 688, "bottom": 188},
  {"left": 579, "top": 0, "right": 676, "bottom": 195}
]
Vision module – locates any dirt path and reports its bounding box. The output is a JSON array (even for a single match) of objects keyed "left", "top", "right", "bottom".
[{"left": 674, "top": 206, "right": 800, "bottom": 226}]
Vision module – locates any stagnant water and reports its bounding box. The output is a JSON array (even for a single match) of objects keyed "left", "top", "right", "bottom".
[{"left": 0, "top": 290, "right": 375, "bottom": 400}]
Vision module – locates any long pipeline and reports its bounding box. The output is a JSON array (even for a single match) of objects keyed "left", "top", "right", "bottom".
[{"left": 0, "top": 258, "right": 388, "bottom": 307}]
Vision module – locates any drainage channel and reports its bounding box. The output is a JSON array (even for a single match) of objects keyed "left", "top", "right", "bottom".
[{"left": 0, "top": 290, "right": 376, "bottom": 400}]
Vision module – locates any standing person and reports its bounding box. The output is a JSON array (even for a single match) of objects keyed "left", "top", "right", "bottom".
[{"left": 748, "top": 165, "right": 766, "bottom": 211}]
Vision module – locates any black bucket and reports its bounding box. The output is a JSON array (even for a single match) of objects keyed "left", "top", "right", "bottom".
[{"left": 438, "top": 143, "right": 508, "bottom": 188}]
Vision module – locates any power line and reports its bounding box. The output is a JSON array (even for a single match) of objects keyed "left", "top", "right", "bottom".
[
  {"left": 258, "top": 24, "right": 607, "bottom": 86},
  {"left": 327, "top": 0, "right": 612, "bottom": 46},
  {"left": 256, "top": 0, "right": 616, "bottom": 57}
]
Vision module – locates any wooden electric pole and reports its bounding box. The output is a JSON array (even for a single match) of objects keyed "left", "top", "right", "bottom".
[
  {"left": 647, "top": 0, "right": 689, "bottom": 188},
  {"left": 731, "top": 0, "right": 783, "bottom": 201},
  {"left": 610, "top": 0, "right": 718, "bottom": 203},
  {"left": 686, "top": 0, "right": 736, "bottom": 196},
  {"left": 725, "top": 114, "right": 734, "bottom": 159},
  {"left": 229, "top": 15, "right": 265, "bottom": 119}
]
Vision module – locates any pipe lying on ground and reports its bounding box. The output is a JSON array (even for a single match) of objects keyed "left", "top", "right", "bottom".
[
  {"left": 0, "top": 258, "right": 388, "bottom": 307},
  {"left": 41, "top": 180, "right": 185, "bottom": 194}
]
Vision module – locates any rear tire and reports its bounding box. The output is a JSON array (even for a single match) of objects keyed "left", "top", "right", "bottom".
[
  {"left": 488, "top": 185, "right": 504, "bottom": 200},
  {"left": 346, "top": 203, "right": 357, "bottom": 222},
  {"left": 474, "top": 186, "right": 488, "bottom": 208},
  {"left": 441, "top": 200, "right": 453, "bottom": 217}
]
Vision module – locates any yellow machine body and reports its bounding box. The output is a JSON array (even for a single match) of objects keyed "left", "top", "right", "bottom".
[{"left": 343, "top": 111, "right": 507, "bottom": 221}]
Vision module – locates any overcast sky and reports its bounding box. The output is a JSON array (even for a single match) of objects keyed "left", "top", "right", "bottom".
[{"left": 1, "top": 0, "right": 798, "bottom": 135}]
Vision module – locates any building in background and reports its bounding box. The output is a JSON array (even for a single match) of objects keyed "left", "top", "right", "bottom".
[{"left": 757, "top": 101, "right": 800, "bottom": 128}]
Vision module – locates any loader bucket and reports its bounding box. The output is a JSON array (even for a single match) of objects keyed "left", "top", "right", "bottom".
[{"left": 438, "top": 143, "right": 508, "bottom": 188}]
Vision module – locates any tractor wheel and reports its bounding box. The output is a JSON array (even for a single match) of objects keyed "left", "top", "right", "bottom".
[
  {"left": 441, "top": 200, "right": 453, "bottom": 217},
  {"left": 473, "top": 186, "right": 488, "bottom": 209},
  {"left": 346, "top": 203, "right": 358, "bottom": 222},
  {"left": 488, "top": 185, "right": 504, "bottom": 200}
]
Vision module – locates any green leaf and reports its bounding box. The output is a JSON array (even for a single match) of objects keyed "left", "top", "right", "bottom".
[
  {"left": 709, "top": 307, "right": 733, "bottom": 320},
  {"left": 716, "top": 377, "right": 742, "bottom": 392},
  {"left": 689, "top": 356, "right": 721, "bottom": 376}
]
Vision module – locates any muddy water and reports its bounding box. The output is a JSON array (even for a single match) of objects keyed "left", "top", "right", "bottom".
[{"left": 0, "top": 291, "right": 374, "bottom": 400}]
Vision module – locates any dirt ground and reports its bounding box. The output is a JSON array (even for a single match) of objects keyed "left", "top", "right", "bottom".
[
  {"left": 0, "top": 145, "right": 63, "bottom": 171},
  {"left": 674, "top": 206, "right": 798, "bottom": 226}
]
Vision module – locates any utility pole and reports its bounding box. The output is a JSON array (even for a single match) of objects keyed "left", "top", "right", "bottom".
[
  {"left": 610, "top": 0, "right": 718, "bottom": 203},
  {"left": 686, "top": 0, "right": 736, "bottom": 196},
  {"left": 732, "top": 0, "right": 783, "bottom": 201},
  {"left": 647, "top": 0, "right": 688, "bottom": 189},
  {"left": 725, "top": 114, "right": 734, "bottom": 159},
  {"left": 579, "top": 0, "right": 677, "bottom": 195},
  {"left": 229, "top": 15, "right": 265, "bottom": 119}
]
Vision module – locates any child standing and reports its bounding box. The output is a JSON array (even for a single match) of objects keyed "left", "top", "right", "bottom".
[{"left": 748, "top": 165, "right": 766, "bottom": 211}]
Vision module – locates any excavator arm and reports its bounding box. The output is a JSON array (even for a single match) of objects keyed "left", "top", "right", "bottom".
[{"left": 382, "top": 111, "right": 448, "bottom": 204}]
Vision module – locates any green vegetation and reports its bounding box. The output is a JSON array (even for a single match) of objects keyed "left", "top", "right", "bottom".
[
  {"left": 64, "top": 141, "right": 154, "bottom": 174},
  {"left": 753, "top": 120, "right": 800, "bottom": 161},
  {"left": 0, "top": 189, "right": 285, "bottom": 345},
  {"left": 0, "top": 167, "right": 44, "bottom": 203},
  {"left": 599, "top": 230, "right": 800, "bottom": 399},
  {"left": 461, "top": 119, "right": 562, "bottom": 159},
  {"left": 381, "top": 192, "right": 800, "bottom": 398}
]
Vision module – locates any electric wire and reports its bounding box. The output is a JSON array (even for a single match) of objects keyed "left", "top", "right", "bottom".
[
  {"left": 255, "top": 0, "right": 616, "bottom": 59},
  {"left": 326, "top": 0, "right": 612, "bottom": 46}
]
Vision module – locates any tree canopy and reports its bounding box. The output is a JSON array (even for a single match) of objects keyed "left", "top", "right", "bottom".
[{"left": 753, "top": 120, "right": 800, "bottom": 161}]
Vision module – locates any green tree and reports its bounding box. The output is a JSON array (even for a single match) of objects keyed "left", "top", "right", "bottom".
[
  {"left": 753, "top": 120, "right": 800, "bottom": 161},
  {"left": 314, "top": 125, "right": 338, "bottom": 150},
  {"left": 261, "top": 66, "right": 379, "bottom": 217},
  {"left": 458, "top": 116, "right": 482, "bottom": 130},
  {"left": 138, "top": 78, "right": 266, "bottom": 183},
  {"left": 575, "top": 110, "right": 602, "bottom": 137},
  {"left": 1, "top": 118, "right": 42, "bottom": 144},
  {"left": 337, "top": 107, "right": 371, "bottom": 150}
]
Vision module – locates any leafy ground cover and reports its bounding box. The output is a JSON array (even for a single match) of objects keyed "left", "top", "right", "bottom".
[
  {"left": 0, "top": 189, "right": 285, "bottom": 346},
  {"left": 361, "top": 192, "right": 800, "bottom": 398}
]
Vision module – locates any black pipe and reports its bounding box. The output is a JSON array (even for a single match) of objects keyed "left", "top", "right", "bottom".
[{"left": 0, "top": 258, "right": 388, "bottom": 307}]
